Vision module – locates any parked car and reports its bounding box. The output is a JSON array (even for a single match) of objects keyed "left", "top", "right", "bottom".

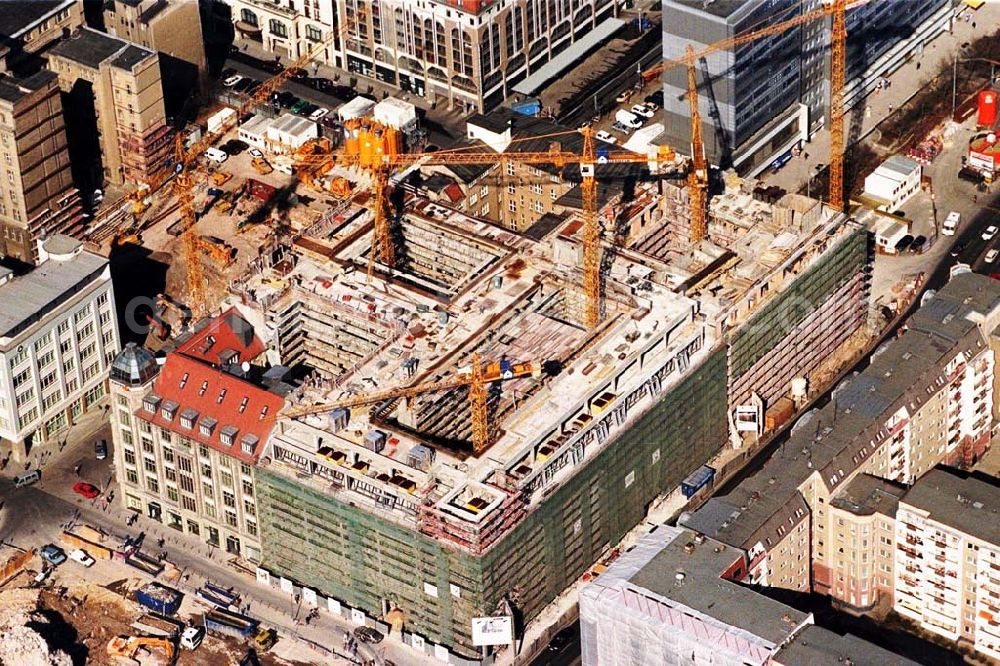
[
  {"left": 40, "top": 545, "right": 66, "bottom": 566},
  {"left": 610, "top": 121, "right": 631, "bottom": 134},
  {"left": 986, "top": 249, "right": 999, "bottom": 263},
  {"left": 909, "top": 235, "right": 927, "bottom": 253},
  {"left": 95, "top": 439, "right": 107, "bottom": 460},
  {"left": 73, "top": 482, "right": 100, "bottom": 499},
  {"left": 309, "top": 107, "right": 330, "bottom": 120},
  {"left": 594, "top": 130, "right": 617, "bottom": 145},
  {"left": 296, "top": 101, "right": 318, "bottom": 116},
  {"left": 249, "top": 148, "right": 263, "bottom": 158},
  {"left": 642, "top": 101, "right": 660, "bottom": 112},
  {"left": 943, "top": 211, "right": 961, "bottom": 236},
  {"left": 354, "top": 627, "right": 384, "bottom": 645},
  {"left": 893, "top": 235, "right": 914, "bottom": 253},
  {"left": 615, "top": 90, "right": 631, "bottom": 104},
  {"left": 645, "top": 90, "right": 664, "bottom": 107},
  {"left": 222, "top": 139, "right": 248, "bottom": 155},
  {"left": 310, "top": 77, "right": 333, "bottom": 91},
  {"left": 277, "top": 92, "right": 298, "bottom": 108},
  {"left": 631, "top": 104, "right": 654, "bottom": 118},
  {"left": 983, "top": 225, "right": 998, "bottom": 240},
  {"left": 223, "top": 74, "right": 244, "bottom": 87},
  {"left": 548, "top": 627, "right": 576, "bottom": 652},
  {"left": 288, "top": 67, "right": 308, "bottom": 80},
  {"left": 69, "top": 549, "right": 95, "bottom": 567},
  {"left": 951, "top": 241, "right": 967, "bottom": 257}
]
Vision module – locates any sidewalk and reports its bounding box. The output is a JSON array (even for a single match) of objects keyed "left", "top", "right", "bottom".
[{"left": 763, "top": 3, "right": 998, "bottom": 194}]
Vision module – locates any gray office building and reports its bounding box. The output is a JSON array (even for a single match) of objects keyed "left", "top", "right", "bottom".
[{"left": 661, "top": 0, "right": 954, "bottom": 175}]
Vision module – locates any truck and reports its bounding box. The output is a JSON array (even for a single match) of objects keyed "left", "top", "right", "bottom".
[
  {"left": 253, "top": 627, "right": 278, "bottom": 652},
  {"left": 203, "top": 608, "right": 258, "bottom": 639},
  {"left": 614, "top": 109, "right": 643, "bottom": 129},
  {"left": 251, "top": 156, "right": 273, "bottom": 175},
  {"left": 126, "top": 551, "right": 164, "bottom": 577},
  {"left": 135, "top": 582, "right": 183, "bottom": 616},
  {"left": 131, "top": 612, "right": 185, "bottom": 639},
  {"left": 196, "top": 582, "right": 240, "bottom": 611}
]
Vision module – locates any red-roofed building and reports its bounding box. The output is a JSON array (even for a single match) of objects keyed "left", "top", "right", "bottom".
[{"left": 109, "top": 309, "right": 279, "bottom": 563}]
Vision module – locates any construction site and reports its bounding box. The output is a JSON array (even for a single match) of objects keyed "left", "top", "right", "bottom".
[{"left": 64, "top": 4, "right": 888, "bottom": 661}]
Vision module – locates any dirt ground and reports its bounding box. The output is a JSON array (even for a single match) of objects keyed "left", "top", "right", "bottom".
[{"left": 0, "top": 578, "right": 294, "bottom": 666}]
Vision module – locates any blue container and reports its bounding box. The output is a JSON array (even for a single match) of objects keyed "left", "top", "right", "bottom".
[{"left": 681, "top": 465, "right": 716, "bottom": 499}]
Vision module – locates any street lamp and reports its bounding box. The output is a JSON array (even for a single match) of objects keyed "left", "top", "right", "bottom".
[{"left": 952, "top": 57, "right": 1000, "bottom": 118}]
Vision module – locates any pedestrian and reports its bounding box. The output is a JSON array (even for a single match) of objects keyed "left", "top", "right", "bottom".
[
  {"left": 74, "top": 464, "right": 81, "bottom": 476},
  {"left": 973, "top": 22, "right": 976, "bottom": 29}
]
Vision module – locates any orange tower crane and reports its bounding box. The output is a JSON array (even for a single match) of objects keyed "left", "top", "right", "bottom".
[
  {"left": 168, "top": 29, "right": 342, "bottom": 315},
  {"left": 274, "top": 355, "right": 541, "bottom": 454},
  {"left": 325, "top": 129, "right": 677, "bottom": 328},
  {"left": 642, "top": 0, "right": 871, "bottom": 223}
]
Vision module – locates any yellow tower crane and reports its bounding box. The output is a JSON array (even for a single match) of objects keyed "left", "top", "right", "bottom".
[
  {"left": 642, "top": 0, "right": 871, "bottom": 229},
  {"left": 274, "top": 355, "right": 542, "bottom": 455}
]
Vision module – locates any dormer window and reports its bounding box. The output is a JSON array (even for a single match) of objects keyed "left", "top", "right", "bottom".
[
  {"left": 179, "top": 372, "right": 189, "bottom": 389},
  {"left": 217, "top": 388, "right": 227, "bottom": 404},
  {"left": 199, "top": 416, "right": 218, "bottom": 437},
  {"left": 199, "top": 380, "right": 209, "bottom": 396},
  {"left": 179, "top": 408, "right": 198, "bottom": 429},
  {"left": 161, "top": 400, "right": 179, "bottom": 421},
  {"left": 143, "top": 395, "right": 162, "bottom": 413},
  {"left": 220, "top": 425, "right": 239, "bottom": 446},
  {"left": 241, "top": 434, "right": 259, "bottom": 455},
  {"left": 239, "top": 397, "right": 249, "bottom": 414},
  {"left": 259, "top": 405, "right": 269, "bottom": 420}
]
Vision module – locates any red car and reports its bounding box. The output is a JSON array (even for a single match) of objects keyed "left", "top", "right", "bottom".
[{"left": 73, "top": 482, "right": 100, "bottom": 499}]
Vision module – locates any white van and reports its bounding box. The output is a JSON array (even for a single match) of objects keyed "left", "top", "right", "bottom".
[
  {"left": 615, "top": 109, "right": 643, "bottom": 129},
  {"left": 943, "top": 211, "right": 960, "bottom": 236},
  {"left": 15, "top": 470, "right": 41, "bottom": 487},
  {"left": 181, "top": 626, "right": 205, "bottom": 650},
  {"left": 204, "top": 147, "right": 228, "bottom": 164}
]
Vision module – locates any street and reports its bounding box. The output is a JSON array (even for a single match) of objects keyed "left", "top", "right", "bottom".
[{"left": 0, "top": 419, "right": 423, "bottom": 666}]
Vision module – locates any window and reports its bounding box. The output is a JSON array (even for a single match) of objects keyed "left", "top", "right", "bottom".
[
  {"left": 180, "top": 474, "right": 194, "bottom": 493},
  {"left": 126, "top": 468, "right": 138, "bottom": 484},
  {"left": 225, "top": 510, "right": 238, "bottom": 527},
  {"left": 204, "top": 501, "right": 216, "bottom": 519},
  {"left": 165, "top": 467, "right": 176, "bottom": 482},
  {"left": 240, "top": 8, "right": 257, "bottom": 26},
  {"left": 124, "top": 448, "right": 136, "bottom": 465},
  {"left": 238, "top": 397, "right": 249, "bottom": 414},
  {"left": 146, "top": 477, "right": 159, "bottom": 494},
  {"left": 221, "top": 471, "right": 234, "bottom": 488},
  {"left": 142, "top": 439, "right": 154, "bottom": 454},
  {"left": 203, "top": 481, "right": 214, "bottom": 499},
  {"left": 144, "top": 457, "right": 157, "bottom": 473},
  {"left": 33, "top": 333, "right": 52, "bottom": 352},
  {"left": 74, "top": 306, "right": 91, "bottom": 324},
  {"left": 508, "top": 200, "right": 516, "bottom": 213},
  {"left": 201, "top": 464, "right": 212, "bottom": 479},
  {"left": 244, "top": 499, "right": 256, "bottom": 516},
  {"left": 240, "top": 463, "right": 252, "bottom": 477},
  {"left": 246, "top": 519, "right": 257, "bottom": 537},
  {"left": 306, "top": 24, "right": 323, "bottom": 41},
  {"left": 480, "top": 185, "right": 488, "bottom": 197},
  {"left": 242, "top": 479, "right": 254, "bottom": 496},
  {"left": 269, "top": 19, "right": 288, "bottom": 38},
  {"left": 183, "top": 497, "right": 197, "bottom": 512},
  {"left": 167, "top": 485, "right": 178, "bottom": 502},
  {"left": 8, "top": 346, "right": 27, "bottom": 367}
]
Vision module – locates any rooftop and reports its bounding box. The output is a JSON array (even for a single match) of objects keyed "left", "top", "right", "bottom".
[
  {"left": 48, "top": 27, "right": 129, "bottom": 69},
  {"left": 580, "top": 526, "right": 808, "bottom": 665},
  {"left": 0, "top": 236, "right": 108, "bottom": 344},
  {"left": 830, "top": 474, "right": 906, "bottom": 517},
  {"left": 774, "top": 625, "right": 919, "bottom": 666},
  {"left": 0, "top": 70, "right": 56, "bottom": 104},
  {"left": 684, "top": 273, "right": 1000, "bottom": 549},
  {"left": 664, "top": 0, "right": 753, "bottom": 20},
  {"left": 137, "top": 310, "right": 283, "bottom": 464},
  {"left": 110, "top": 44, "right": 154, "bottom": 71},
  {"left": 0, "top": 0, "right": 74, "bottom": 39},
  {"left": 901, "top": 468, "right": 1000, "bottom": 544}
]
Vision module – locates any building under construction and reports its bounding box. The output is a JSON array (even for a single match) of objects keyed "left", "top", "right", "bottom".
[{"left": 227, "top": 113, "right": 872, "bottom": 662}]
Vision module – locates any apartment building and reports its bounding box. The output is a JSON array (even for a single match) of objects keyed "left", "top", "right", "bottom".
[
  {"left": 109, "top": 309, "right": 283, "bottom": 564},
  {"left": 103, "top": 0, "right": 207, "bottom": 114},
  {"left": 230, "top": 0, "right": 618, "bottom": 112},
  {"left": 0, "top": 0, "right": 83, "bottom": 74},
  {"left": 47, "top": 28, "right": 170, "bottom": 189},
  {"left": 661, "top": 0, "right": 954, "bottom": 174},
  {"left": 683, "top": 272, "right": 1000, "bottom": 658},
  {"left": 0, "top": 70, "right": 82, "bottom": 264},
  {"left": 0, "top": 235, "right": 119, "bottom": 461},
  {"left": 579, "top": 525, "right": 918, "bottom": 666},
  {"left": 894, "top": 468, "right": 1000, "bottom": 660}
]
